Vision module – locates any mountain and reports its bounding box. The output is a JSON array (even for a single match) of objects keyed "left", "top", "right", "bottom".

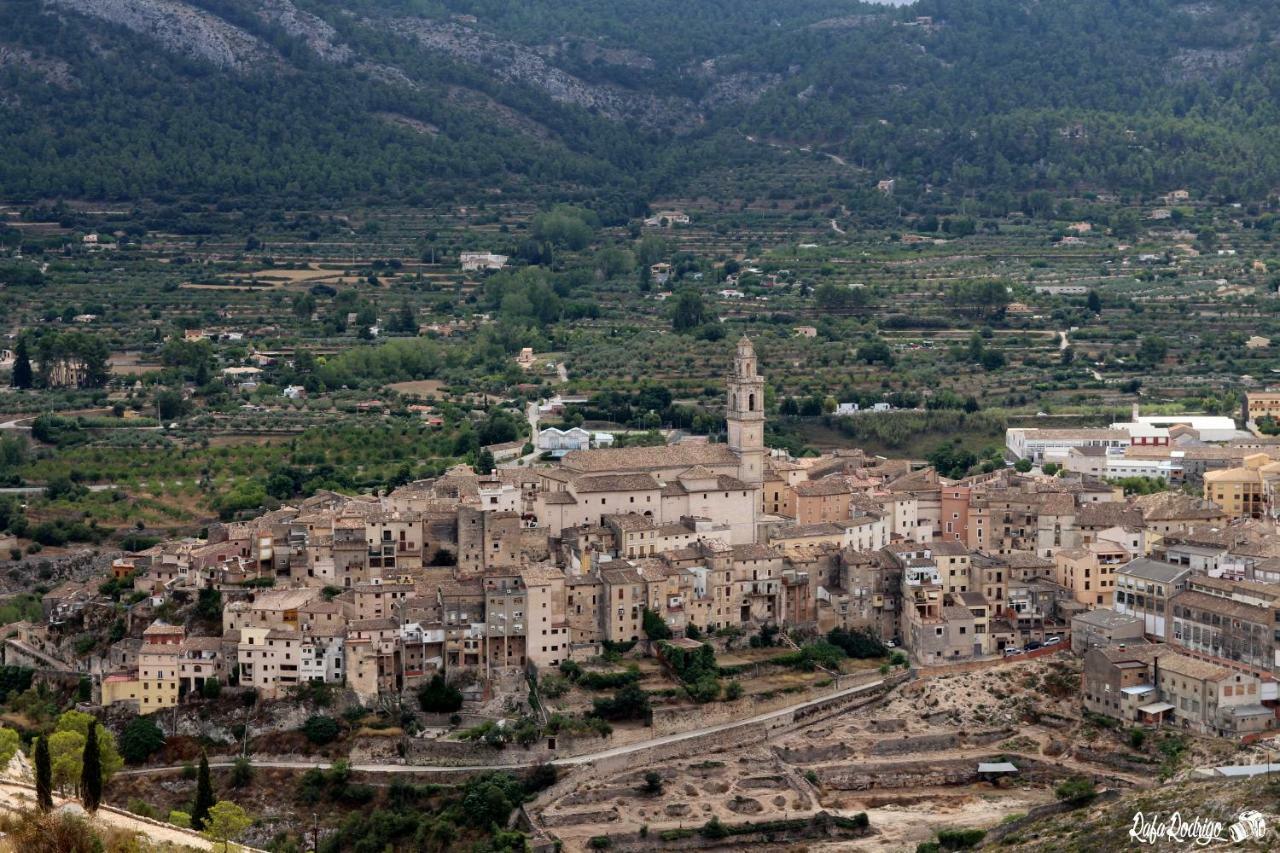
[{"left": 2, "top": 0, "right": 1280, "bottom": 208}]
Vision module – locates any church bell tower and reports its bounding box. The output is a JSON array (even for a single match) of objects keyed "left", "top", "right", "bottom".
[{"left": 726, "top": 336, "right": 766, "bottom": 486}]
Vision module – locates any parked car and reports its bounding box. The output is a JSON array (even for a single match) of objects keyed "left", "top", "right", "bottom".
[
  {"left": 1025, "top": 640, "right": 1043, "bottom": 651},
  {"left": 1003, "top": 647, "right": 1022, "bottom": 657},
  {"left": 1043, "top": 636, "right": 1061, "bottom": 647},
  {"left": 884, "top": 639, "right": 896, "bottom": 648}
]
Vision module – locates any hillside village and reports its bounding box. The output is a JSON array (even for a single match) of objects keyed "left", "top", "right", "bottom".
[{"left": 1, "top": 337, "right": 1278, "bottom": 753}]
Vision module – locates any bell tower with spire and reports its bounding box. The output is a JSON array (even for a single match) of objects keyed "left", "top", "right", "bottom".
[{"left": 726, "top": 336, "right": 766, "bottom": 486}]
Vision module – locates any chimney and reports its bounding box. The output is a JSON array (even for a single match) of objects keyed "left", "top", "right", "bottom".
[{"left": 1132, "top": 402, "right": 1140, "bottom": 421}]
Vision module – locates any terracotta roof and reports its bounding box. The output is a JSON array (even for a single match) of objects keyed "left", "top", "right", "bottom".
[
  {"left": 714, "top": 474, "right": 749, "bottom": 490},
  {"left": 604, "top": 513, "right": 655, "bottom": 532},
  {"left": 1097, "top": 644, "right": 1161, "bottom": 664},
  {"left": 794, "top": 478, "right": 853, "bottom": 497},
  {"left": 520, "top": 563, "right": 566, "bottom": 584},
  {"left": 660, "top": 480, "right": 688, "bottom": 497},
  {"left": 1077, "top": 503, "right": 1143, "bottom": 528},
  {"left": 1003, "top": 550, "right": 1053, "bottom": 568},
  {"left": 349, "top": 618, "right": 399, "bottom": 632},
  {"left": 1172, "top": 590, "right": 1273, "bottom": 624},
  {"left": 574, "top": 473, "right": 661, "bottom": 493},
  {"left": 770, "top": 522, "right": 847, "bottom": 539},
  {"left": 1187, "top": 575, "right": 1280, "bottom": 601},
  {"left": 560, "top": 443, "right": 739, "bottom": 473},
  {"left": 1157, "top": 652, "right": 1238, "bottom": 682},
  {"left": 929, "top": 539, "right": 970, "bottom": 557},
  {"left": 600, "top": 567, "right": 645, "bottom": 585},
  {"left": 732, "top": 543, "right": 781, "bottom": 561}
]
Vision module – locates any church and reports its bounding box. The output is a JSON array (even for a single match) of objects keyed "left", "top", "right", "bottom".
[{"left": 532, "top": 337, "right": 766, "bottom": 546}]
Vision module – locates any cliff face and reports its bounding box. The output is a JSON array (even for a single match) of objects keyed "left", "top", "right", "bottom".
[
  {"left": 33, "top": 0, "right": 777, "bottom": 132},
  {"left": 47, "top": 0, "right": 276, "bottom": 70}
]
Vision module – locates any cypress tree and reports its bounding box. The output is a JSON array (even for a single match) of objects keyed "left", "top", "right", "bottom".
[
  {"left": 11, "top": 337, "right": 32, "bottom": 390},
  {"left": 81, "top": 723, "right": 102, "bottom": 812},
  {"left": 35, "top": 735, "right": 53, "bottom": 812},
  {"left": 191, "top": 751, "right": 215, "bottom": 830}
]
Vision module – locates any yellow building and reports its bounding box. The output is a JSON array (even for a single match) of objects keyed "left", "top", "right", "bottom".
[
  {"left": 138, "top": 622, "right": 184, "bottom": 713},
  {"left": 101, "top": 674, "right": 141, "bottom": 708},
  {"left": 1203, "top": 453, "right": 1280, "bottom": 519},
  {"left": 1244, "top": 391, "right": 1280, "bottom": 423},
  {"left": 1054, "top": 541, "right": 1129, "bottom": 608}
]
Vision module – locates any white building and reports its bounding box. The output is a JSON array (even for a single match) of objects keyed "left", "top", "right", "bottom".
[
  {"left": 299, "top": 633, "right": 345, "bottom": 684},
  {"left": 643, "top": 211, "right": 690, "bottom": 227},
  {"left": 460, "top": 252, "right": 508, "bottom": 272},
  {"left": 538, "top": 427, "right": 591, "bottom": 456},
  {"left": 1006, "top": 428, "right": 1130, "bottom": 463},
  {"left": 1128, "top": 415, "right": 1239, "bottom": 443}
]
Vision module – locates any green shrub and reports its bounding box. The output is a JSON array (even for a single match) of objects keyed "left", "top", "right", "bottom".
[
  {"left": 577, "top": 668, "right": 641, "bottom": 690},
  {"left": 119, "top": 716, "right": 165, "bottom": 764},
  {"left": 417, "top": 674, "right": 464, "bottom": 713},
  {"left": 229, "top": 756, "right": 253, "bottom": 788},
  {"left": 590, "top": 683, "right": 650, "bottom": 721},
  {"left": 1054, "top": 776, "right": 1097, "bottom": 806},
  {"left": 302, "top": 714, "right": 340, "bottom": 745},
  {"left": 701, "top": 816, "right": 729, "bottom": 839},
  {"left": 539, "top": 674, "right": 571, "bottom": 698},
  {"left": 936, "top": 827, "right": 986, "bottom": 849},
  {"left": 641, "top": 608, "right": 672, "bottom": 641}
]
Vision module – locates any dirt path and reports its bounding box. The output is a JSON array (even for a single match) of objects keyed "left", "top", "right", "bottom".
[
  {"left": 119, "top": 678, "right": 887, "bottom": 779},
  {"left": 0, "top": 781, "right": 263, "bottom": 851}
]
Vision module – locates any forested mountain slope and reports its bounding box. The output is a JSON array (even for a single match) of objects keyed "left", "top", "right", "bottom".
[{"left": 2, "top": 0, "right": 1279, "bottom": 207}]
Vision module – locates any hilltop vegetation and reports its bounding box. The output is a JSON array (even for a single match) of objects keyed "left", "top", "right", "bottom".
[{"left": 5, "top": 0, "right": 1280, "bottom": 207}]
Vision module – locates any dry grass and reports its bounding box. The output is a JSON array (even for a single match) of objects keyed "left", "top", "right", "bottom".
[{"left": 386, "top": 379, "right": 448, "bottom": 397}]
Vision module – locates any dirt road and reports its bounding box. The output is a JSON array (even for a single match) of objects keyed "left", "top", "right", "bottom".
[{"left": 0, "top": 781, "right": 264, "bottom": 851}]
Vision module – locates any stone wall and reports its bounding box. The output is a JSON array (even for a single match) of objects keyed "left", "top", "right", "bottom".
[
  {"left": 650, "top": 677, "right": 852, "bottom": 735},
  {"left": 914, "top": 644, "right": 1065, "bottom": 679},
  {"left": 869, "top": 728, "right": 1013, "bottom": 756},
  {"left": 528, "top": 675, "right": 904, "bottom": 820},
  {"left": 818, "top": 755, "right": 1066, "bottom": 791}
]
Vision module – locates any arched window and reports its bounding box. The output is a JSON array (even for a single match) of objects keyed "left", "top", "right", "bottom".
[{"left": 748, "top": 393, "right": 755, "bottom": 412}]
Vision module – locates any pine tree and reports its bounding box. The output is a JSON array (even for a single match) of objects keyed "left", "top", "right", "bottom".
[
  {"left": 35, "top": 735, "right": 53, "bottom": 812},
  {"left": 81, "top": 723, "right": 102, "bottom": 812},
  {"left": 192, "top": 752, "right": 215, "bottom": 830},
  {"left": 11, "top": 337, "right": 32, "bottom": 389}
]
